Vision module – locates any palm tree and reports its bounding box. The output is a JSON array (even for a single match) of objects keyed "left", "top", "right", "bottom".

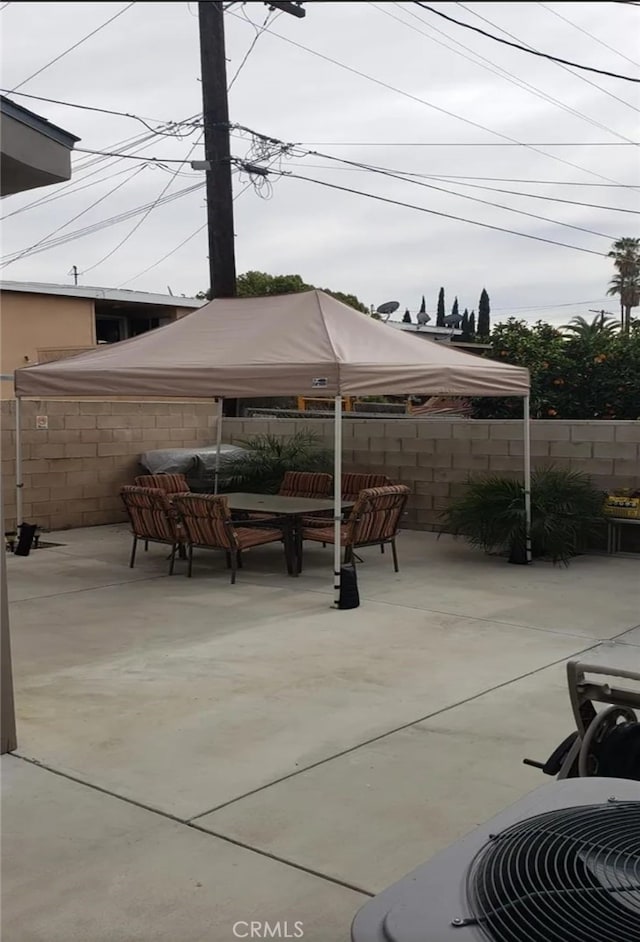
[
  {"left": 607, "top": 237, "right": 640, "bottom": 334},
  {"left": 563, "top": 314, "right": 618, "bottom": 340}
]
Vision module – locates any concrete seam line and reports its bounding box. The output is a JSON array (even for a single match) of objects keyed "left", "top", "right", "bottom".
[
  {"left": 611, "top": 622, "right": 640, "bottom": 641},
  {"left": 9, "top": 754, "right": 374, "bottom": 899},
  {"left": 230, "top": 575, "right": 602, "bottom": 642},
  {"left": 188, "top": 641, "right": 599, "bottom": 821},
  {"left": 8, "top": 574, "right": 170, "bottom": 605}
]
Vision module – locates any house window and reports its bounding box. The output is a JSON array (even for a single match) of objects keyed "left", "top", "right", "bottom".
[
  {"left": 96, "top": 314, "right": 127, "bottom": 344},
  {"left": 95, "top": 312, "right": 168, "bottom": 344}
]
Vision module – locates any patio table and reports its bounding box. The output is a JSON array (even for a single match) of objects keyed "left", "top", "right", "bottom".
[{"left": 225, "top": 492, "right": 354, "bottom": 576}]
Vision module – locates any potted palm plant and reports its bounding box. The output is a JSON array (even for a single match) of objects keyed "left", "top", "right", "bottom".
[
  {"left": 220, "top": 430, "right": 333, "bottom": 494},
  {"left": 441, "top": 467, "right": 605, "bottom": 565}
]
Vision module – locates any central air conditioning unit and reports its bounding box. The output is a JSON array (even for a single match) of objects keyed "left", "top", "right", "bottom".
[{"left": 351, "top": 778, "right": 640, "bottom": 942}]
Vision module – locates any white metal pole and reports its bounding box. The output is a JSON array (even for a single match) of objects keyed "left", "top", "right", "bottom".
[
  {"left": 333, "top": 394, "right": 343, "bottom": 607},
  {"left": 214, "top": 397, "right": 224, "bottom": 495},
  {"left": 523, "top": 395, "right": 532, "bottom": 564},
  {"left": 15, "top": 397, "right": 23, "bottom": 528},
  {"left": 0, "top": 494, "right": 17, "bottom": 753}
]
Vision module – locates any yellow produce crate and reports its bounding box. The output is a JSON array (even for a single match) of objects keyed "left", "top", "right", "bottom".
[{"left": 603, "top": 495, "right": 640, "bottom": 519}]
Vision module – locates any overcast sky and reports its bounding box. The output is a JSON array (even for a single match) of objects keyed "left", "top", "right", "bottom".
[{"left": 1, "top": 1, "right": 638, "bottom": 325}]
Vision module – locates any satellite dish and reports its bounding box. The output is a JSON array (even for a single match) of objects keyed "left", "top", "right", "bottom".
[
  {"left": 416, "top": 311, "right": 431, "bottom": 326},
  {"left": 444, "top": 313, "right": 464, "bottom": 328},
  {"left": 376, "top": 300, "right": 400, "bottom": 316}
]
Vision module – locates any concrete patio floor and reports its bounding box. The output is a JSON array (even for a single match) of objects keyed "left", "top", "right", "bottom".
[{"left": 2, "top": 525, "right": 639, "bottom": 941}]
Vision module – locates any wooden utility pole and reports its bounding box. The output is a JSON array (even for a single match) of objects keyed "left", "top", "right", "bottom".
[
  {"left": 198, "top": 1, "right": 236, "bottom": 301},
  {"left": 197, "top": 1, "right": 305, "bottom": 301},
  {"left": 198, "top": 1, "right": 305, "bottom": 415}
]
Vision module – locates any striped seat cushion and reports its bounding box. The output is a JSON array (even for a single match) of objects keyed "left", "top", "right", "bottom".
[
  {"left": 301, "top": 523, "right": 350, "bottom": 544},
  {"left": 279, "top": 471, "right": 332, "bottom": 499},
  {"left": 341, "top": 473, "right": 391, "bottom": 502},
  {"left": 172, "top": 494, "right": 282, "bottom": 553},
  {"left": 302, "top": 485, "right": 409, "bottom": 548},
  {"left": 120, "top": 486, "right": 182, "bottom": 543},
  {"left": 134, "top": 473, "right": 190, "bottom": 494}
]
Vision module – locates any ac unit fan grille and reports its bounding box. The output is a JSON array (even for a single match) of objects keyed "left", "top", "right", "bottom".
[{"left": 465, "top": 801, "right": 640, "bottom": 942}]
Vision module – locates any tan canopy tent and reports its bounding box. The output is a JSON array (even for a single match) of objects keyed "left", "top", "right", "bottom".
[{"left": 14, "top": 290, "right": 531, "bottom": 601}]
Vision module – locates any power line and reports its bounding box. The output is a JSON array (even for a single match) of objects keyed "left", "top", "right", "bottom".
[
  {"left": 405, "top": 175, "right": 640, "bottom": 215},
  {"left": 288, "top": 149, "right": 616, "bottom": 239},
  {"left": 116, "top": 170, "right": 261, "bottom": 287},
  {"left": 0, "top": 88, "right": 197, "bottom": 136},
  {"left": 228, "top": 7, "right": 279, "bottom": 90},
  {"left": 536, "top": 1, "right": 640, "bottom": 69},
  {"left": 227, "top": 8, "right": 633, "bottom": 187},
  {"left": 279, "top": 158, "right": 639, "bottom": 214},
  {"left": 293, "top": 140, "right": 639, "bottom": 147},
  {"left": 492, "top": 297, "right": 611, "bottom": 312},
  {"left": 8, "top": 3, "right": 137, "bottom": 93},
  {"left": 1, "top": 165, "right": 136, "bottom": 221},
  {"left": 117, "top": 224, "right": 207, "bottom": 286},
  {"left": 419, "top": 176, "right": 636, "bottom": 187},
  {"left": 454, "top": 1, "right": 640, "bottom": 117},
  {"left": 413, "top": 1, "right": 640, "bottom": 83},
  {"left": 73, "top": 147, "right": 201, "bottom": 163},
  {"left": 231, "top": 123, "right": 637, "bottom": 224},
  {"left": 1, "top": 183, "right": 204, "bottom": 265},
  {"left": 80, "top": 130, "right": 205, "bottom": 275},
  {"left": 1, "top": 166, "right": 146, "bottom": 267},
  {"left": 375, "top": 2, "right": 640, "bottom": 143},
  {"left": 245, "top": 163, "right": 608, "bottom": 257},
  {"left": 1, "top": 124, "right": 196, "bottom": 221},
  {"left": 0, "top": 3, "right": 12, "bottom": 10}
]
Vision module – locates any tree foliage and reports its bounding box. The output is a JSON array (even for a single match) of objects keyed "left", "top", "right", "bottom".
[
  {"left": 418, "top": 295, "right": 426, "bottom": 315},
  {"left": 607, "top": 237, "right": 640, "bottom": 334},
  {"left": 461, "top": 308, "right": 470, "bottom": 341},
  {"left": 403, "top": 308, "right": 412, "bottom": 323},
  {"left": 472, "top": 316, "right": 640, "bottom": 420},
  {"left": 478, "top": 288, "right": 491, "bottom": 338},
  {"left": 451, "top": 297, "right": 459, "bottom": 321},
  {"left": 200, "top": 271, "right": 370, "bottom": 315},
  {"left": 436, "top": 287, "right": 445, "bottom": 327}
]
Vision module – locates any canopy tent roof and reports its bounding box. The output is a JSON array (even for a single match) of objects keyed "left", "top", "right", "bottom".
[{"left": 15, "top": 290, "right": 529, "bottom": 399}]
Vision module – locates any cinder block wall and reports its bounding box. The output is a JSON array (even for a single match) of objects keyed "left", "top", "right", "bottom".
[
  {"left": 1, "top": 400, "right": 216, "bottom": 530},
  {"left": 223, "top": 418, "right": 640, "bottom": 530},
  {"left": 2, "top": 408, "right": 638, "bottom": 533}
]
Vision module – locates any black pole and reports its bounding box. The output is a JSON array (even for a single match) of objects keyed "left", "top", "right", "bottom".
[{"left": 198, "top": 1, "right": 236, "bottom": 301}]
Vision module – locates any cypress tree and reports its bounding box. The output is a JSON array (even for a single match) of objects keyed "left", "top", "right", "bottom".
[
  {"left": 436, "top": 287, "right": 445, "bottom": 327},
  {"left": 461, "top": 308, "right": 470, "bottom": 340},
  {"left": 418, "top": 295, "right": 426, "bottom": 314},
  {"left": 403, "top": 308, "right": 412, "bottom": 323},
  {"left": 478, "top": 288, "right": 491, "bottom": 338},
  {"left": 469, "top": 310, "right": 476, "bottom": 338}
]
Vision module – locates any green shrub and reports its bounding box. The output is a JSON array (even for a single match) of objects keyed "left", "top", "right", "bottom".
[
  {"left": 221, "top": 431, "right": 333, "bottom": 494},
  {"left": 441, "top": 467, "right": 605, "bottom": 564}
]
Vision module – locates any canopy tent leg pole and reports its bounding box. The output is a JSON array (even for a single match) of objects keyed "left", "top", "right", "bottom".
[
  {"left": 15, "top": 396, "right": 23, "bottom": 528},
  {"left": 214, "top": 397, "right": 224, "bottom": 495},
  {"left": 524, "top": 395, "right": 532, "bottom": 564},
  {"left": 0, "top": 495, "right": 17, "bottom": 753},
  {"left": 333, "top": 394, "right": 343, "bottom": 608}
]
